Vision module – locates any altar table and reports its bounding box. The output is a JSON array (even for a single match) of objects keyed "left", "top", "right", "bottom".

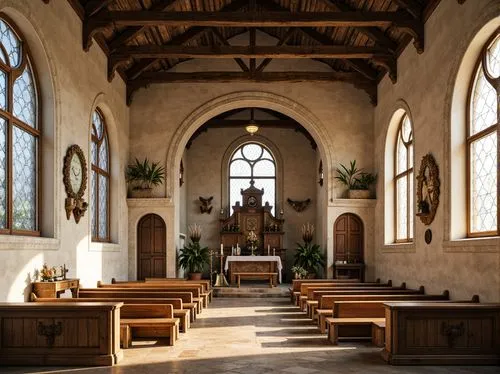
[{"left": 224, "top": 256, "right": 283, "bottom": 284}]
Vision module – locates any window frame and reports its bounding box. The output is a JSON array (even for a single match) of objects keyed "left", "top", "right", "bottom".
[
  {"left": 466, "top": 29, "right": 500, "bottom": 238},
  {"left": 0, "top": 15, "right": 41, "bottom": 237},
  {"left": 394, "top": 113, "right": 414, "bottom": 243},
  {"left": 228, "top": 142, "right": 276, "bottom": 213},
  {"left": 90, "top": 107, "right": 110, "bottom": 243}
]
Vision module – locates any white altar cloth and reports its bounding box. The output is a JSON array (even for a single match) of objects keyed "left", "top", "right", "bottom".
[{"left": 224, "top": 256, "right": 283, "bottom": 283}]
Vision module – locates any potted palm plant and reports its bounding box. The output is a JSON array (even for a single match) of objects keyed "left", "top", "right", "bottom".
[
  {"left": 335, "top": 160, "right": 377, "bottom": 199},
  {"left": 294, "top": 223, "right": 325, "bottom": 278},
  {"left": 178, "top": 224, "right": 210, "bottom": 280},
  {"left": 126, "top": 157, "right": 165, "bottom": 198}
]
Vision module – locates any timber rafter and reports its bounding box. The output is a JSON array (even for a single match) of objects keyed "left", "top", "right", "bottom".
[{"left": 66, "top": 0, "right": 443, "bottom": 106}]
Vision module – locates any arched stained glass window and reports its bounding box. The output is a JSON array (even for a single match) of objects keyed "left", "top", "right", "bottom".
[
  {"left": 0, "top": 17, "right": 39, "bottom": 234},
  {"left": 229, "top": 143, "right": 276, "bottom": 214},
  {"left": 90, "top": 108, "right": 110, "bottom": 242},
  {"left": 395, "top": 114, "right": 414, "bottom": 242},
  {"left": 467, "top": 31, "right": 499, "bottom": 236}
]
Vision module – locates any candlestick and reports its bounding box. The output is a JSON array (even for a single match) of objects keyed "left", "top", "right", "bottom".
[
  {"left": 267, "top": 244, "right": 270, "bottom": 256},
  {"left": 220, "top": 243, "right": 223, "bottom": 255}
]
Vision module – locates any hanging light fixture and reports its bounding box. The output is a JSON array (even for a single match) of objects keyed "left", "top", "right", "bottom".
[{"left": 245, "top": 108, "right": 259, "bottom": 135}]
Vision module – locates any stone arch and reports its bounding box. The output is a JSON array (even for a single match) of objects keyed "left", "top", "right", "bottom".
[
  {"left": 0, "top": 3, "right": 61, "bottom": 241},
  {"left": 383, "top": 99, "right": 414, "bottom": 245},
  {"left": 165, "top": 91, "right": 335, "bottom": 201},
  {"left": 88, "top": 93, "right": 125, "bottom": 245},
  {"left": 444, "top": 1, "right": 500, "bottom": 242}
]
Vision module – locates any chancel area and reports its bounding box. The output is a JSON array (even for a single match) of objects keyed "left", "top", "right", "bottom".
[{"left": 0, "top": 0, "right": 499, "bottom": 372}]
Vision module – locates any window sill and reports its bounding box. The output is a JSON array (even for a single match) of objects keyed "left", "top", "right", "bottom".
[
  {"left": 443, "top": 237, "right": 499, "bottom": 253},
  {"left": 0, "top": 236, "right": 60, "bottom": 251},
  {"left": 89, "top": 242, "right": 121, "bottom": 252},
  {"left": 380, "top": 242, "right": 416, "bottom": 253}
]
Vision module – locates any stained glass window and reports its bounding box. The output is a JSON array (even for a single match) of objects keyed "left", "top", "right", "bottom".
[
  {"left": 468, "top": 32, "right": 499, "bottom": 236},
  {"left": 229, "top": 143, "right": 276, "bottom": 214},
  {"left": 0, "top": 18, "right": 39, "bottom": 234},
  {"left": 91, "top": 109, "right": 110, "bottom": 242},
  {"left": 395, "top": 114, "right": 414, "bottom": 242}
]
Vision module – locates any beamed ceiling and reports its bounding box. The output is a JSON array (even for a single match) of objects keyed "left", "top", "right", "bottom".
[{"left": 50, "top": 0, "right": 467, "bottom": 105}]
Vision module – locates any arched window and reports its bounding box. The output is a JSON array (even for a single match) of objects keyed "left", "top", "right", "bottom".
[
  {"left": 229, "top": 142, "right": 276, "bottom": 214},
  {"left": 0, "top": 18, "right": 39, "bottom": 235},
  {"left": 394, "top": 114, "right": 413, "bottom": 242},
  {"left": 467, "top": 31, "right": 499, "bottom": 237},
  {"left": 90, "top": 108, "right": 110, "bottom": 242}
]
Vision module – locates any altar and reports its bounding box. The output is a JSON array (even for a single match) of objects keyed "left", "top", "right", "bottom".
[{"left": 224, "top": 256, "right": 283, "bottom": 284}]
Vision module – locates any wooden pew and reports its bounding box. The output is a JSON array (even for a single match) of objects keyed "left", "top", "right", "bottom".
[
  {"left": 120, "top": 304, "right": 179, "bottom": 347},
  {"left": 31, "top": 294, "right": 191, "bottom": 333},
  {"left": 78, "top": 290, "right": 199, "bottom": 322},
  {"left": 316, "top": 291, "right": 449, "bottom": 334},
  {"left": 96, "top": 283, "right": 209, "bottom": 309},
  {"left": 82, "top": 286, "right": 205, "bottom": 311},
  {"left": 300, "top": 282, "right": 403, "bottom": 314},
  {"left": 382, "top": 302, "right": 500, "bottom": 365},
  {"left": 290, "top": 278, "right": 371, "bottom": 305}
]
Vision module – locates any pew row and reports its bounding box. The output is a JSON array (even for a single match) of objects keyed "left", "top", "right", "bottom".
[
  {"left": 96, "top": 283, "right": 209, "bottom": 309},
  {"left": 31, "top": 294, "right": 191, "bottom": 333},
  {"left": 316, "top": 291, "right": 450, "bottom": 334},
  {"left": 290, "top": 279, "right": 379, "bottom": 305},
  {"left": 77, "top": 290, "right": 199, "bottom": 323},
  {"left": 301, "top": 282, "right": 406, "bottom": 314}
]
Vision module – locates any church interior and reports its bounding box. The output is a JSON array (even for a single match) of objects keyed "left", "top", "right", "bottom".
[{"left": 0, "top": 0, "right": 499, "bottom": 372}]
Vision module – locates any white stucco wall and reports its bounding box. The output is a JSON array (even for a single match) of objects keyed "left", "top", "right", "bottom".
[
  {"left": 0, "top": 0, "right": 130, "bottom": 301},
  {"left": 374, "top": 0, "right": 500, "bottom": 302}
]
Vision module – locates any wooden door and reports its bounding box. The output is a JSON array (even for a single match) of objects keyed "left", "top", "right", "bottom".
[
  {"left": 334, "top": 213, "right": 363, "bottom": 263},
  {"left": 137, "top": 214, "right": 166, "bottom": 280}
]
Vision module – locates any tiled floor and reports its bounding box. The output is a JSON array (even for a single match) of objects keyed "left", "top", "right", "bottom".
[{"left": 3, "top": 297, "right": 499, "bottom": 374}]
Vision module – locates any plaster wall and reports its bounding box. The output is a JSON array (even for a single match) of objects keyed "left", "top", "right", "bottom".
[
  {"left": 0, "top": 0, "right": 129, "bottom": 300},
  {"left": 374, "top": 0, "right": 500, "bottom": 301},
  {"left": 129, "top": 32, "right": 375, "bottom": 277}
]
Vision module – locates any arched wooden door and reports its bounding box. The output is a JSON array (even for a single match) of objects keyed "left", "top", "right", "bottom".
[
  {"left": 334, "top": 213, "right": 364, "bottom": 263},
  {"left": 137, "top": 214, "right": 166, "bottom": 280}
]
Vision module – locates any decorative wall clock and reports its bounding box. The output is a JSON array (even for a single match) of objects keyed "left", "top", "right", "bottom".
[
  {"left": 63, "top": 145, "right": 88, "bottom": 223},
  {"left": 416, "top": 153, "right": 440, "bottom": 225}
]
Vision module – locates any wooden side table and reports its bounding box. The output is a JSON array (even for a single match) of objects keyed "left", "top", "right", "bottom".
[{"left": 31, "top": 279, "right": 80, "bottom": 298}]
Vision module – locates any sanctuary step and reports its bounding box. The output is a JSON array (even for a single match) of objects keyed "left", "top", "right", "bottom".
[{"left": 214, "top": 283, "right": 289, "bottom": 298}]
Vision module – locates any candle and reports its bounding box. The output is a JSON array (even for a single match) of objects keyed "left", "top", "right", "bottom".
[
  {"left": 273, "top": 248, "right": 275, "bottom": 256},
  {"left": 220, "top": 243, "right": 223, "bottom": 255},
  {"left": 267, "top": 244, "right": 270, "bottom": 256}
]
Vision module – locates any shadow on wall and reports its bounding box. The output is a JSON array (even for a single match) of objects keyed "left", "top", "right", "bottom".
[{"left": 4, "top": 252, "right": 44, "bottom": 302}]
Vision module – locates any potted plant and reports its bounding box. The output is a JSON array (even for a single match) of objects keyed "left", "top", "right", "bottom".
[
  {"left": 335, "top": 160, "right": 377, "bottom": 199},
  {"left": 291, "top": 265, "right": 308, "bottom": 280},
  {"left": 126, "top": 158, "right": 165, "bottom": 198},
  {"left": 294, "top": 223, "right": 325, "bottom": 278},
  {"left": 178, "top": 224, "right": 209, "bottom": 280}
]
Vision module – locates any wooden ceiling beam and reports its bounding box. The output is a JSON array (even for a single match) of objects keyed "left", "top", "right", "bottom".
[
  {"left": 126, "top": 71, "right": 377, "bottom": 105},
  {"left": 88, "top": 10, "right": 415, "bottom": 28},
  {"left": 211, "top": 28, "right": 249, "bottom": 72},
  {"left": 107, "top": 0, "right": 178, "bottom": 52},
  {"left": 256, "top": 28, "right": 296, "bottom": 73},
  {"left": 391, "top": 0, "right": 423, "bottom": 19},
  {"left": 204, "top": 119, "right": 298, "bottom": 128},
  {"left": 113, "top": 45, "right": 392, "bottom": 60},
  {"left": 85, "top": 0, "right": 115, "bottom": 17}
]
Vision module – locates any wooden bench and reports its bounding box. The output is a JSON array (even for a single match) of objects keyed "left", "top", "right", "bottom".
[
  {"left": 95, "top": 284, "right": 209, "bottom": 309},
  {"left": 372, "top": 320, "right": 385, "bottom": 347},
  {"left": 316, "top": 291, "right": 449, "bottom": 334},
  {"left": 326, "top": 317, "right": 385, "bottom": 344},
  {"left": 302, "top": 283, "right": 405, "bottom": 315},
  {"left": 120, "top": 304, "right": 180, "bottom": 347},
  {"left": 77, "top": 290, "right": 199, "bottom": 322},
  {"left": 290, "top": 279, "right": 371, "bottom": 305},
  {"left": 31, "top": 294, "right": 191, "bottom": 333},
  {"left": 234, "top": 272, "right": 277, "bottom": 288}
]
